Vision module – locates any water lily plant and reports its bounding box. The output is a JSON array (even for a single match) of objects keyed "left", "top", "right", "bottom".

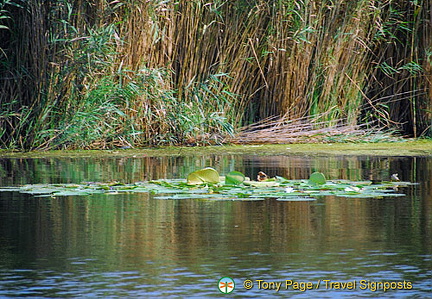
[{"left": 0, "top": 168, "right": 416, "bottom": 201}]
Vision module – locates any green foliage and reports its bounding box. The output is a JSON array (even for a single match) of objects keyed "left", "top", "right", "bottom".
[
  {"left": 0, "top": 0, "right": 22, "bottom": 31},
  {"left": 158, "top": 73, "right": 238, "bottom": 145}
]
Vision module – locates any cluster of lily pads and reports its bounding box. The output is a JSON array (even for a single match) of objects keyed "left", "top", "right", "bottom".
[{"left": 0, "top": 167, "right": 415, "bottom": 201}]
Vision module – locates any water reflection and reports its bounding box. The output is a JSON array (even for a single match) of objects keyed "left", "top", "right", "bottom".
[
  {"left": 0, "top": 154, "right": 423, "bottom": 184},
  {"left": 0, "top": 154, "right": 431, "bottom": 297}
]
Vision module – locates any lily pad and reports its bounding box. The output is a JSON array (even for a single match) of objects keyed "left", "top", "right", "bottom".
[
  {"left": 187, "top": 167, "right": 220, "bottom": 185},
  {"left": 243, "top": 181, "right": 279, "bottom": 187},
  {"left": 52, "top": 190, "right": 91, "bottom": 196},
  {"left": 225, "top": 171, "right": 246, "bottom": 185},
  {"left": 276, "top": 197, "right": 316, "bottom": 201},
  {"left": 0, "top": 187, "right": 22, "bottom": 192},
  {"left": 308, "top": 172, "right": 326, "bottom": 185}
]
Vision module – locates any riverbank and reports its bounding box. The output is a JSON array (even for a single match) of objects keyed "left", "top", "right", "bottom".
[{"left": 1, "top": 140, "right": 431, "bottom": 158}]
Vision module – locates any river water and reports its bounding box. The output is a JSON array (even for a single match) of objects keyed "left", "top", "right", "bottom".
[{"left": 0, "top": 152, "right": 431, "bottom": 298}]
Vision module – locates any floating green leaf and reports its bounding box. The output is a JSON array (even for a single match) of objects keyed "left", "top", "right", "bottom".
[
  {"left": 309, "top": 172, "right": 326, "bottom": 185},
  {"left": 243, "top": 180, "right": 279, "bottom": 187},
  {"left": 51, "top": 190, "right": 91, "bottom": 196},
  {"left": 225, "top": 171, "right": 245, "bottom": 185},
  {"left": 187, "top": 167, "right": 220, "bottom": 185},
  {"left": 277, "top": 197, "right": 316, "bottom": 201}
]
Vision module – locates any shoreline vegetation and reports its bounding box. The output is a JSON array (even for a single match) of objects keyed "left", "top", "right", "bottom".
[
  {"left": 0, "top": 1, "right": 431, "bottom": 150},
  {"left": 1, "top": 140, "right": 431, "bottom": 158}
]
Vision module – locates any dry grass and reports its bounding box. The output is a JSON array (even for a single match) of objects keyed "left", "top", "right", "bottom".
[{"left": 231, "top": 114, "right": 401, "bottom": 144}]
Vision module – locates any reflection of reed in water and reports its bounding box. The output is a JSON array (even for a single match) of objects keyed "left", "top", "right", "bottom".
[
  {"left": 363, "top": 157, "right": 402, "bottom": 183},
  {"left": 3, "top": 154, "right": 430, "bottom": 281},
  {"left": 242, "top": 155, "right": 364, "bottom": 181}
]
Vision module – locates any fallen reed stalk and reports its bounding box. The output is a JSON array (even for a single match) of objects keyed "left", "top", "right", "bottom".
[{"left": 231, "top": 115, "right": 401, "bottom": 144}]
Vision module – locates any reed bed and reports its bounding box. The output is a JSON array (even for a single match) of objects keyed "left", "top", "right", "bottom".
[{"left": 0, "top": 0, "right": 430, "bottom": 149}]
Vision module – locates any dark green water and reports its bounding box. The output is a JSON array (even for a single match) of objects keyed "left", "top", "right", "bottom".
[{"left": 0, "top": 153, "right": 431, "bottom": 298}]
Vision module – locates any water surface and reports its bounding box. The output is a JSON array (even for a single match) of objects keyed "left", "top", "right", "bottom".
[{"left": 0, "top": 153, "right": 431, "bottom": 298}]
